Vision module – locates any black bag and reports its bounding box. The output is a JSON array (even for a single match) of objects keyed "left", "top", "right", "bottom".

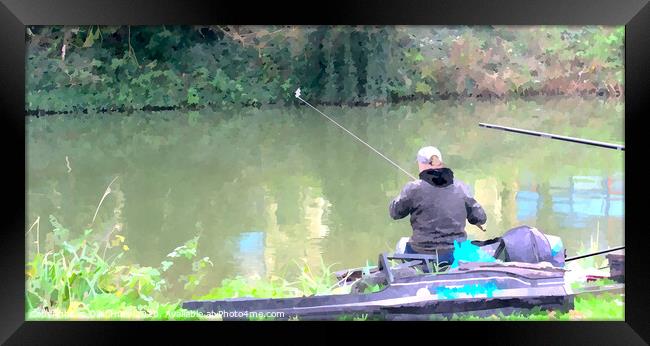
[{"left": 471, "top": 225, "right": 565, "bottom": 267}]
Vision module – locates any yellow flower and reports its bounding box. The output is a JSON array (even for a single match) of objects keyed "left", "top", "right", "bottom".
[
  {"left": 67, "top": 301, "right": 84, "bottom": 313},
  {"left": 122, "top": 244, "right": 129, "bottom": 251},
  {"left": 111, "top": 235, "right": 126, "bottom": 247},
  {"left": 25, "top": 266, "right": 36, "bottom": 278}
]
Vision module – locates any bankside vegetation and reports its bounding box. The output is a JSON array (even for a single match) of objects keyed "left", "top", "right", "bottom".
[{"left": 27, "top": 25, "right": 623, "bottom": 114}]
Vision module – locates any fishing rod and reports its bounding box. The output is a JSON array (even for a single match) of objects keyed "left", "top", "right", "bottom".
[
  {"left": 294, "top": 88, "right": 417, "bottom": 180},
  {"left": 478, "top": 122, "right": 624, "bottom": 249},
  {"left": 294, "top": 88, "right": 487, "bottom": 232},
  {"left": 478, "top": 123, "right": 625, "bottom": 151},
  {"left": 565, "top": 245, "right": 625, "bottom": 262}
]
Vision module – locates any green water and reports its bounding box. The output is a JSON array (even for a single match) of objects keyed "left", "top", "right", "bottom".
[{"left": 26, "top": 98, "right": 624, "bottom": 295}]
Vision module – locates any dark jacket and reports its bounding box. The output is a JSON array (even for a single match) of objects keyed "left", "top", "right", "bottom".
[{"left": 389, "top": 168, "right": 487, "bottom": 253}]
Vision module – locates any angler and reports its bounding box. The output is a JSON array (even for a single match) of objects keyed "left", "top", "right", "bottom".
[
  {"left": 295, "top": 88, "right": 489, "bottom": 261},
  {"left": 389, "top": 146, "right": 487, "bottom": 264}
]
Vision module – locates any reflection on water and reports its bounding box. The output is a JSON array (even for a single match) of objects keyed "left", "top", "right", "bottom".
[
  {"left": 517, "top": 175, "right": 624, "bottom": 225},
  {"left": 234, "top": 231, "right": 267, "bottom": 278},
  {"left": 26, "top": 98, "right": 624, "bottom": 295},
  {"left": 515, "top": 174, "right": 623, "bottom": 253}
]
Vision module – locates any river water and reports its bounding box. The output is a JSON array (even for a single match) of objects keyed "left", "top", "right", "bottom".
[{"left": 26, "top": 97, "right": 624, "bottom": 295}]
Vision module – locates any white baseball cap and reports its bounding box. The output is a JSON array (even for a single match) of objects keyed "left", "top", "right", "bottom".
[{"left": 417, "top": 146, "right": 443, "bottom": 164}]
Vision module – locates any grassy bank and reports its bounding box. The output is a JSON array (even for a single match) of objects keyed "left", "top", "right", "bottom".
[
  {"left": 26, "top": 217, "right": 623, "bottom": 321},
  {"left": 25, "top": 216, "right": 351, "bottom": 320},
  {"left": 25, "top": 215, "right": 216, "bottom": 320}
]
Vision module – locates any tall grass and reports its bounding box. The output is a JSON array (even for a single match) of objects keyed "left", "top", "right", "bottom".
[
  {"left": 25, "top": 212, "right": 352, "bottom": 320},
  {"left": 25, "top": 215, "right": 215, "bottom": 320},
  {"left": 196, "top": 257, "right": 350, "bottom": 301}
]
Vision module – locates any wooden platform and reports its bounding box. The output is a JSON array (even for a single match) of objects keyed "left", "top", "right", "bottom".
[{"left": 183, "top": 261, "right": 574, "bottom": 320}]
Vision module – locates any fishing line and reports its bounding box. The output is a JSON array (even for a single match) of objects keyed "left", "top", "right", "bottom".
[{"left": 295, "top": 88, "right": 417, "bottom": 180}]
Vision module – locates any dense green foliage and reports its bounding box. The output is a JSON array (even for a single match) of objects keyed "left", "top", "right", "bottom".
[{"left": 26, "top": 25, "right": 623, "bottom": 114}]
